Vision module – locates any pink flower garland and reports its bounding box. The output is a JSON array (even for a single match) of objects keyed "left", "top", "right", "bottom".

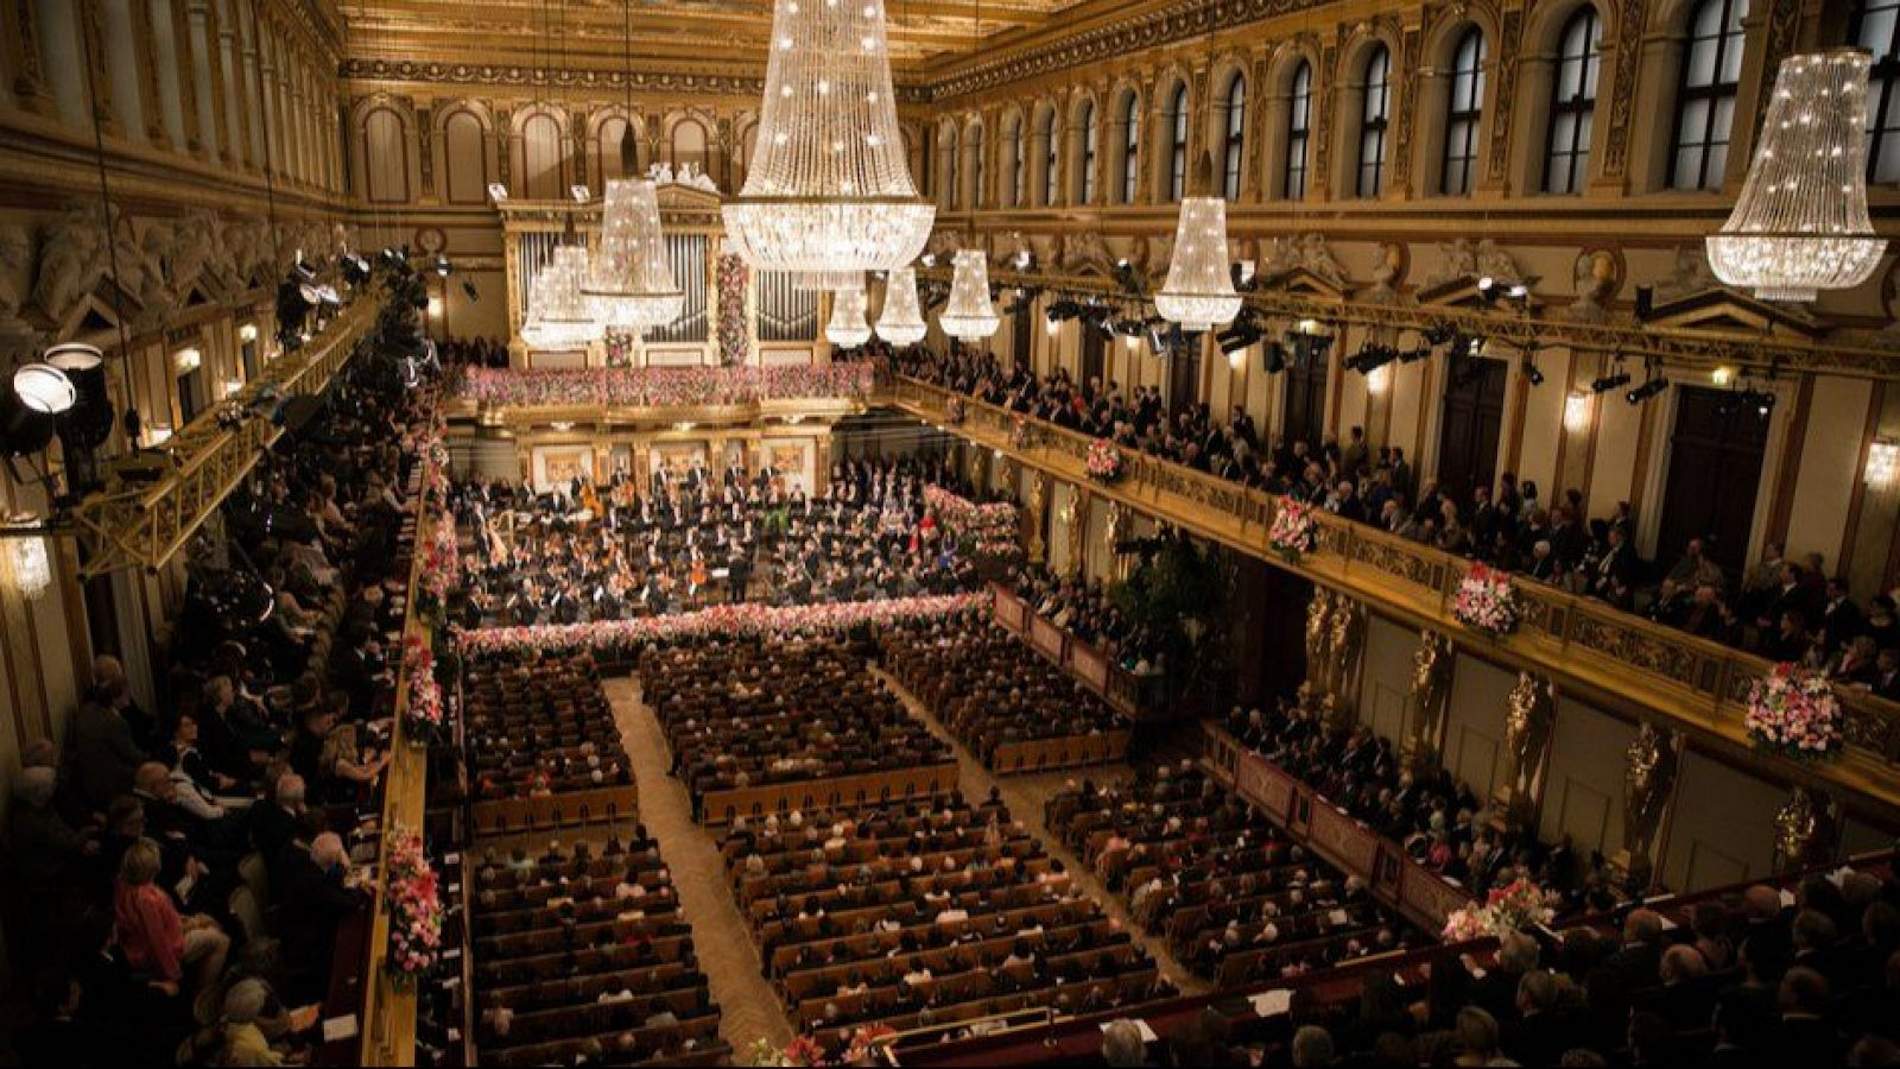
[
  {"left": 402, "top": 636, "right": 443, "bottom": 742},
  {"left": 383, "top": 828, "right": 444, "bottom": 986},
  {"left": 717, "top": 254, "right": 750, "bottom": 366},
  {"left": 455, "top": 593, "right": 984, "bottom": 657},
  {"left": 1745, "top": 662, "right": 1843, "bottom": 759},
  {"left": 448, "top": 363, "right": 876, "bottom": 408},
  {"left": 1452, "top": 563, "right": 1519, "bottom": 637}
]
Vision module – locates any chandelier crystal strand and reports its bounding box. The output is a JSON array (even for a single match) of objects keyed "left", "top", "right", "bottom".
[
  {"left": 825, "top": 286, "right": 873, "bottom": 347},
  {"left": 522, "top": 244, "right": 603, "bottom": 349},
  {"left": 938, "top": 250, "right": 1000, "bottom": 340},
  {"left": 876, "top": 266, "right": 928, "bottom": 345},
  {"left": 582, "top": 178, "right": 684, "bottom": 334},
  {"left": 1157, "top": 196, "right": 1243, "bottom": 331},
  {"left": 1707, "top": 49, "right": 1887, "bottom": 302},
  {"left": 723, "top": 0, "right": 935, "bottom": 271}
]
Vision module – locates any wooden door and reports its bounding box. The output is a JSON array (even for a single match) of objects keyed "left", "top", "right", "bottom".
[
  {"left": 1657, "top": 385, "right": 1770, "bottom": 579},
  {"left": 1081, "top": 327, "right": 1106, "bottom": 389},
  {"left": 1435, "top": 355, "right": 1508, "bottom": 504},
  {"left": 1282, "top": 349, "right": 1328, "bottom": 446}
]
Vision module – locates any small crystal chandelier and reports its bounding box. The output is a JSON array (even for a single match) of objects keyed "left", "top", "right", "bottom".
[
  {"left": 723, "top": 0, "right": 935, "bottom": 272},
  {"left": 1156, "top": 160, "right": 1242, "bottom": 332},
  {"left": 876, "top": 267, "right": 927, "bottom": 345},
  {"left": 582, "top": 178, "right": 683, "bottom": 335},
  {"left": 521, "top": 245, "right": 602, "bottom": 349},
  {"left": 938, "top": 250, "right": 999, "bottom": 341},
  {"left": 1707, "top": 49, "right": 1887, "bottom": 302},
  {"left": 825, "top": 287, "right": 873, "bottom": 348}
]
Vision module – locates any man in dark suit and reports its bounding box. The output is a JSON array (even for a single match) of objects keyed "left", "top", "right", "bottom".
[
  {"left": 278, "top": 831, "right": 369, "bottom": 1003},
  {"left": 65, "top": 689, "right": 147, "bottom": 815},
  {"left": 1776, "top": 966, "right": 1841, "bottom": 1066}
]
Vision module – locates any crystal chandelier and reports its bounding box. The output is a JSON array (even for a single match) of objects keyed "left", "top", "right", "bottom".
[
  {"left": 825, "top": 287, "right": 872, "bottom": 348},
  {"left": 582, "top": 178, "right": 683, "bottom": 335},
  {"left": 1707, "top": 49, "right": 1887, "bottom": 302},
  {"left": 938, "top": 250, "right": 999, "bottom": 341},
  {"left": 1157, "top": 196, "right": 1242, "bottom": 331},
  {"left": 876, "top": 266, "right": 927, "bottom": 345},
  {"left": 794, "top": 270, "right": 865, "bottom": 292},
  {"left": 723, "top": 0, "right": 935, "bottom": 271},
  {"left": 521, "top": 245, "right": 603, "bottom": 349}
]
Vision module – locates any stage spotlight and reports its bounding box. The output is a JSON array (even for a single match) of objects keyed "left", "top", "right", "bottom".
[
  {"left": 1262, "top": 341, "right": 1287, "bottom": 374},
  {"left": 1476, "top": 276, "right": 1501, "bottom": 303},
  {"left": 1590, "top": 371, "right": 1633, "bottom": 394},
  {"left": 462, "top": 280, "right": 480, "bottom": 303},
  {"left": 1522, "top": 357, "right": 1545, "bottom": 387},
  {"left": 434, "top": 255, "right": 453, "bottom": 278},
  {"left": 45, "top": 345, "right": 114, "bottom": 482},
  {"left": 1112, "top": 259, "right": 1142, "bottom": 294},
  {"left": 1625, "top": 376, "right": 1669, "bottom": 405},
  {"left": 2, "top": 363, "right": 72, "bottom": 457}
]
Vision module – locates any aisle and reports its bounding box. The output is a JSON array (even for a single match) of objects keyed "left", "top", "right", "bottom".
[
  {"left": 868, "top": 667, "right": 1209, "bottom": 998},
  {"left": 603, "top": 676, "right": 795, "bottom": 1055}
]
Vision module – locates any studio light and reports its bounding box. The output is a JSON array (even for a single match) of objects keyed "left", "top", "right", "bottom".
[
  {"left": 434, "top": 255, "right": 453, "bottom": 278},
  {"left": 45, "top": 344, "right": 114, "bottom": 492},
  {"left": 1521, "top": 356, "right": 1545, "bottom": 386},
  {"left": 2, "top": 363, "right": 71, "bottom": 457},
  {"left": 1262, "top": 341, "right": 1287, "bottom": 374},
  {"left": 1590, "top": 369, "right": 1632, "bottom": 394},
  {"left": 1625, "top": 376, "right": 1670, "bottom": 405}
]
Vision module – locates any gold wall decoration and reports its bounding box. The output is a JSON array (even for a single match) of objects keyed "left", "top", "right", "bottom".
[
  {"left": 1405, "top": 628, "right": 1454, "bottom": 773},
  {"left": 1501, "top": 670, "right": 1557, "bottom": 828},
  {"left": 1622, "top": 720, "right": 1681, "bottom": 874},
  {"left": 1026, "top": 470, "right": 1048, "bottom": 562},
  {"left": 1063, "top": 486, "right": 1089, "bottom": 578},
  {"left": 1304, "top": 588, "right": 1334, "bottom": 695},
  {"left": 1104, "top": 500, "right": 1128, "bottom": 582},
  {"left": 1326, "top": 591, "right": 1365, "bottom": 715}
]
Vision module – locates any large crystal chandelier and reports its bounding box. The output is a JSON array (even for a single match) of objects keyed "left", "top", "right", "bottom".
[
  {"left": 1707, "top": 49, "right": 1887, "bottom": 302},
  {"left": 723, "top": 0, "right": 934, "bottom": 271},
  {"left": 521, "top": 245, "right": 602, "bottom": 349},
  {"left": 825, "top": 286, "right": 872, "bottom": 348},
  {"left": 876, "top": 266, "right": 927, "bottom": 345},
  {"left": 938, "top": 250, "right": 999, "bottom": 341},
  {"left": 1157, "top": 195, "right": 1242, "bottom": 331},
  {"left": 582, "top": 178, "right": 683, "bottom": 334}
]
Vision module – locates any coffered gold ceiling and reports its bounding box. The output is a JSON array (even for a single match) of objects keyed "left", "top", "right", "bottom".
[{"left": 336, "top": 0, "right": 1090, "bottom": 72}]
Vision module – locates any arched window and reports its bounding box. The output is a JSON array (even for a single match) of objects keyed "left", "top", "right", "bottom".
[
  {"left": 1850, "top": 0, "right": 1900, "bottom": 181},
  {"left": 1285, "top": 61, "right": 1312, "bottom": 198},
  {"left": 1041, "top": 110, "right": 1059, "bottom": 205},
  {"left": 1222, "top": 72, "right": 1248, "bottom": 200},
  {"left": 1077, "top": 101, "right": 1098, "bottom": 203},
  {"left": 598, "top": 115, "right": 633, "bottom": 183},
  {"left": 1118, "top": 91, "right": 1142, "bottom": 204},
  {"left": 1669, "top": 0, "right": 1746, "bottom": 190},
  {"left": 521, "top": 112, "right": 564, "bottom": 199},
  {"left": 364, "top": 108, "right": 409, "bottom": 202},
  {"left": 966, "top": 122, "right": 985, "bottom": 207},
  {"left": 1009, "top": 119, "right": 1027, "bottom": 206},
  {"left": 1544, "top": 7, "right": 1602, "bottom": 194},
  {"left": 1442, "top": 29, "right": 1485, "bottom": 194},
  {"left": 443, "top": 110, "right": 488, "bottom": 204},
  {"left": 1357, "top": 45, "right": 1392, "bottom": 197},
  {"left": 1166, "top": 83, "right": 1189, "bottom": 201}
]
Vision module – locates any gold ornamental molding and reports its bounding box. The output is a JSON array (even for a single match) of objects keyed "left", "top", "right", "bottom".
[
  {"left": 337, "top": 59, "right": 936, "bottom": 105},
  {"left": 69, "top": 299, "right": 379, "bottom": 579},
  {"left": 883, "top": 377, "right": 1900, "bottom": 822},
  {"left": 918, "top": 265, "right": 1900, "bottom": 381}
]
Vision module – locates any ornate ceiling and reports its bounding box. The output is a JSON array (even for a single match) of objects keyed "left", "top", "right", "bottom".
[{"left": 335, "top": 0, "right": 1092, "bottom": 73}]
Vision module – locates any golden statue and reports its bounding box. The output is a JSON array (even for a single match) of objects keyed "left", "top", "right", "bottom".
[
  {"left": 1775, "top": 787, "right": 1836, "bottom": 872},
  {"left": 1502, "top": 671, "right": 1556, "bottom": 826},
  {"left": 1622, "top": 721, "right": 1678, "bottom": 870},
  {"left": 1327, "top": 594, "right": 1364, "bottom": 709},
  {"left": 1104, "top": 501, "right": 1128, "bottom": 581},
  {"left": 1406, "top": 629, "right": 1453, "bottom": 772},
  {"left": 1026, "top": 471, "right": 1048, "bottom": 561},
  {"left": 1304, "top": 589, "right": 1333, "bottom": 691}
]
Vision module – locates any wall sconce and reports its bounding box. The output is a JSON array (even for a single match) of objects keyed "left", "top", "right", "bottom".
[
  {"left": 3, "top": 519, "right": 51, "bottom": 599},
  {"left": 673, "top": 421, "right": 696, "bottom": 433},
  {"left": 428, "top": 296, "right": 445, "bottom": 318},
  {"left": 143, "top": 423, "right": 174, "bottom": 447},
  {"left": 1868, "top": 438, "right": 1900, "bottom": 488},
  {"left": 1564, "top": 391, "right": 1592, "bottom": 433},
  {"left": 549, "top": 421, "right": 575, "bottom": 432},
  {"left": 173, "top": 348, "right": 202, "bottom": 373},
  {"left": 238, "top": 324, "right": 258, "bottom": 343},
  {"left": 223, "top": 379, "right": 244, "bottom": 399},
  {"left": 1044, "top": 317, "right": 1060, "bottom": 337},
  {"left": 1711, "top": 366, "right": 1734, "bottom": 386}
]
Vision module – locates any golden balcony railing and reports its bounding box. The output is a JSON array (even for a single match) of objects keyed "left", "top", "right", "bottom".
[
  {"left": 884, "top": 376, "right": 1900, "bottom": 819},
  {"left": 69, "top": 299, "right": 380, "bottom": 579}
]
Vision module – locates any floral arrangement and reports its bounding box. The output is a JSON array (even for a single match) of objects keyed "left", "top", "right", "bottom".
[
  {"left": 1440, "top": 877, "right": 1556, "bottom": 942},
  {"left": 1086, "top": 437, "right": 1125, "bottom": 483},
  {"left": 457, "top": 593, "right": 984, "bottom": 657},
  {"left": 447, "top": 363, "right": 876, "bottom": 409},
  {"left": 1745, "top": 662, "right": 1843, "bottom": 760},
  {"left": 744, "top": 1036, "right": 825, "bottom": 1067},
  {"left": 925, "top": 484, "right": 1021, "bottom": 570},
  {"left": 945, "top": 396, "right": 966, "bottom": 424},
  {"left": 717, "top": 253, "right": 750, "bottom": 366},
  {"left": 414, "top": 512, "right": 459, "bottom": 628},
  {"left": 843, "top": 1024, "right": 897, "bottom": 1062},
  {"left": 402, "top": 635, "right": 444, "bottom": 745},
  {"left": 603, "top": 328, "right": 638, "bottom": 368},
  {"left": 1268, "top": 496, "right": 1320, "bottom": 564},
  {"left": 1452, "top": 563, "right": 1519, "bottom": 637},
  {"left": 383, "top": 828, "right": 444, "bottom": 987}
]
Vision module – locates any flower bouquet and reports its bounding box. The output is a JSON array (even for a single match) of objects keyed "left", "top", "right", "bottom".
[
  {"left": 1745, "top": 663, "right": 1843, "bottom": 760},
  {"left": 1268, "top": 496, "right": 1320, "bottom": 564},
  {"left": 383, "top": 829, "right": 444, "bottom": 988},
  {"left": 744, "top": 1036, "right": 826, "bottom": 1067},
  {"left": 414, "top": 515, "right": 459, "bottom": 628},
  {"left": 1086, "top": 438, "right": 1125, "bottom": 483},
  {"left": 1440, "top": 877, "right": 1556, "bottom": 942},
  {"left": 844, "top": 1024, "right": 897, "bottom": 1063},
  {"left": 1452, "top": 563, "right": 1519, "bottom": 637},
  {"left": 402, "top": 635, "right": 444, "bottom": 746},
  {"left": 1009, "top": 413, "right": 1034, "bottom": 450}
]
